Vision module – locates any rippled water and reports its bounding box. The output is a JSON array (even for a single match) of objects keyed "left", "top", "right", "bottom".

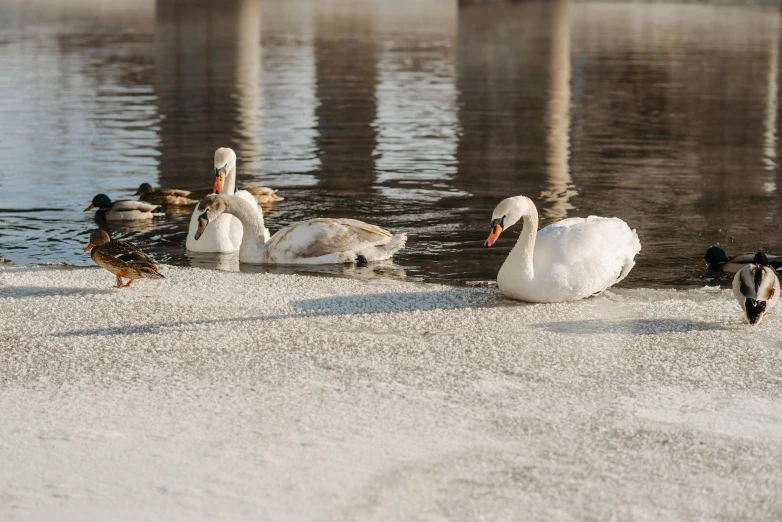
[{"left": 1, "top": 0, "right": 782, "bottom": 287}]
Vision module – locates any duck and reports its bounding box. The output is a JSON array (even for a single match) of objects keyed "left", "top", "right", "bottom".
[
  {"left": 185, "top": 147, "right": 269, "bottom": 252},
  {"left": 244, "top": 185, "right": 284, "bottom": 206},
  {"left": 484, "top": 196, "right": 641, "bottom": 302},
  {"left": 699, "top": 245, "right": 782, "bottom": 273},
  {"left": 84, "top": 194, "right": 159, "bottom": 221},
  {"left": 733, "top": 252, "right": 779, "bottom": 325},
  {"left": 135, "top": 183, "right": 198, "bottom": 207},
  {"left": 193, "top": 194, "right": 406, "bottom": 264},
  {"left": 83, "top": 229, "right": 164, "bottom": 288}
]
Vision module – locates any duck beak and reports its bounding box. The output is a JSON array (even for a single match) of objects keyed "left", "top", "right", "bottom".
[
  {"left": 696, "top": 259, "right": 707, "bottom": 268},
  {"left": 83, "top": 243, "right": 95, "bottom": 252},
  {"left": 485, "top": 222, "right": 504, "bottom": 248},
  {"left": 214, "top": 169, "right": 226, "bottom": 194},
  {"left": 84, "top": 203, "right": 95, "bottom": 212},
  {"left": 194, "top": 212, "right": 209, "bottom": 240}
]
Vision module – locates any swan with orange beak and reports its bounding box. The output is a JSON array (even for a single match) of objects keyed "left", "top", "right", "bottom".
[
  {"left": 185, "top": 147, "right": 269, "bottom": 252},
  {"left": 483, "top": 196, "right": 641, "bottom": 302}
]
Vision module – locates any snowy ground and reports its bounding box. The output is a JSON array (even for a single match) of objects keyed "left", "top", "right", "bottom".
[{"left": 1, "top": 265, "right": 781, "bottom": 521}]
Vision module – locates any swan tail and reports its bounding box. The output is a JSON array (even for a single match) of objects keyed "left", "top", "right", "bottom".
[{"left": 360, "top": 232, "right": 407, "bottom": 262}]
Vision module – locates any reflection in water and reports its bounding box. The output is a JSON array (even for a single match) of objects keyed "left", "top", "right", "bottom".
[
  {"left": 541, "top": 0, "right": 576, "bottom": 220},
  {"left": 373, "top": 1, "right": 463, "bottom": 202},
  {"left": 2, "top": 0, "right": 782, "bottom": 289}
]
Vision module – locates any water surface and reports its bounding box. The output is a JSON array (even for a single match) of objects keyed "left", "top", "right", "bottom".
[{"left": 1, "top": 0, "right": 782, "bottom": 287}]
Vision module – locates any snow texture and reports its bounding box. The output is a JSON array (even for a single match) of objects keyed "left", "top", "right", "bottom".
[{"left": 1, "top": 266, "right": 782, "bottom": 521}]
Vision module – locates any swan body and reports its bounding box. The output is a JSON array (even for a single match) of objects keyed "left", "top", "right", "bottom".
[
  {"left": 700, "top": 246, "right": 782, "bottom": 273},
  {"left": 194, "top": 194, "right": 406, "bottom": 265},
  {"left": 85, "top": 194, "right": 159, "bottom": 221},
  {"left": 485, "top": 196, "right": 641, "bottom": 303},
  {"left": 732, "top": 252, "right": 779, "bottom": 325},
  {"left": 186, "top": 147, "right": 269, "bottom": 252}
]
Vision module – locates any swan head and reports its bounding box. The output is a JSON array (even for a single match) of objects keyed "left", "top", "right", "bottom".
[
  {"left": 83, "top": 229, "right": 111, "bottom": 252},
  {"left": 194, "top": 194, "right": 228, "bottom": 240},
  {"left": 84, "top": 194, "right": 112, "bottom": 211},
  {"left": 484, "top": 196, "right": 530, "bottom": 247},
  {"left": 213, "top": 147, "right": 237, "bottom": 194}
]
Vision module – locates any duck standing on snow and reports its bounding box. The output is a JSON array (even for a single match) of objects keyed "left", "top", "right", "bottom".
[
  {"left": 83, "top": 229, "right": 164, "bottom": 288},
  {"left": 84, "top": 194, "right": 159, "bottom": 221},
  {"left": 194, "top": 194, "right": 406, "bottom": 264},
  {"left": 135, "top": 183, "right": 197, "bottom": 207},
  {"left": 185, "top": 147, "right": 269, "bottom": 252},
  {"left": 484, "top": 196, "right": 641, "bottom": 303},
  {"left": 733, "top": 252, "right": 779, "bottom": 325},
  {"left": 699, "top": 245, "right": 782, "bottom": 273}
]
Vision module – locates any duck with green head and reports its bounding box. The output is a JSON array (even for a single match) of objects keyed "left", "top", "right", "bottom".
[
  {"left": 84, "top": 193, "right": 159, "bottom": 221},
  {"left": 698, "top": 246, "right": 782, "bottom": 273}
]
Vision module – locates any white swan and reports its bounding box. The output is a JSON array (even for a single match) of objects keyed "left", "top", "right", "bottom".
[
  {"left": 185, "top": 147, "right": 269, "bottom": 252},
  {"left": 484, "top": 196, "right": 641, "bottom": 303},
  {"left": 194, "top": 194, "right": 407, "bottom": 264}
]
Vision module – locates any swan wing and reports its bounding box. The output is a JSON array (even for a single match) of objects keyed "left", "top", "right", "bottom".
[{"left": 533, "top": 216, "right": 641, "bottom": 295}]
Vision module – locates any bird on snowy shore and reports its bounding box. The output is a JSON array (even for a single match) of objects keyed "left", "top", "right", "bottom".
[
  {"left": 483, "top": 195, "right": 641, "bottom": 302},
  {"left": 83, "top": 229, "right": 164, "bottom": 288},
  {"left": 733, "top": 252, "right": 779, "bottom": 325}
]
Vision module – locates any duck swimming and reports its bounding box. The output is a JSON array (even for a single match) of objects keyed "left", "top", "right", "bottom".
[
  {"left": 699, "top": 246, "right": 782, "bottom": 273},
  {"left": 83, "top": 229, "right": 164, "bottom": 288},
  {"left": 135, "top": 183, "right": 197, "bottom": 207},
  {"left": 733, "top": 252, "right": 779, "bottom": 325},
  {"left": 84, "top": 194, "right": 159, "bottom": 221}
]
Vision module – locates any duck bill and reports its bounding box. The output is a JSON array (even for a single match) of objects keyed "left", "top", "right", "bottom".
[
  {"left": 83, "top": 243, "right": 95, "bottom": 252},
  {"left": 696, "top": 259, "right": 707, "bottom": 268},
  {"left": 194, "top": 213, "right": 209, "bottom": 240},
  {"left": 84, "top": 203, "right": 95, "bottom": 212},
  {"left": 484, "top": 224, "right": 504, "bottom": 247},
  {"left": 214, "top": 170, "right": 226, "bottom": 194}
]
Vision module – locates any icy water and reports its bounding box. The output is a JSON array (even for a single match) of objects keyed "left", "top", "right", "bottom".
[{"left": 1, "top": 0, "right": 782, "bottom": 287}]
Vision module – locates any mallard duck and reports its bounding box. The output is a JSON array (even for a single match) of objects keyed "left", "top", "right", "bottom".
[
  {"left": 483, "top": 196, "right": 641, "bottom": 302},
  {"left": 135, "top": 183, "right": 197, "bottom": 206},
  {"left": 83, "top": 229, "right": 164, "bottom": 288},
  {"left": 733, "top": 252, "right": 779, "bottom": 325},
  {"left": 84, "top": 194, "right": 159, "bottom": 221},
  {"left": 244, "top": 186, "right": 284, "bottom": 205},
  {"left": 194, "top": 194, "right": 406, "bottom": 264},
  {"left": 699, "top": 245, "right": 782, "bottom": 273}
]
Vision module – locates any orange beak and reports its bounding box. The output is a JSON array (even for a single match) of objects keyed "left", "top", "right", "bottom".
[
  {"left": 214, "top": 170, "right": 226, "bottom": 193},
  {"left": 84, "top": 243, "right": 95, "bottom": 252},
  {"left": 485, "top": 224, "right": 503, "bottom": 247},
  {"left": 696, "top": 259, "right": 707, "bottom": 268},
  {"left": 84, "top": 203, "right": 95, "bottom": 212}
]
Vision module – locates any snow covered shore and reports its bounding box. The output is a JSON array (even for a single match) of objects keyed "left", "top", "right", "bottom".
[{"left": 1, "top": 265, "right": 781, "bottom": 520}]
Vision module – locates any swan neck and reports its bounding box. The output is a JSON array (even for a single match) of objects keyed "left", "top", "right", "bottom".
[
  {"left": 223, "top": 196, "right": 265, "bottom": 250},
  {"left": 224, "top": 164, "right": 237, "bottom": 195},
  {"left": 511, "top": 204, "right": 538, "bottom": 279}
]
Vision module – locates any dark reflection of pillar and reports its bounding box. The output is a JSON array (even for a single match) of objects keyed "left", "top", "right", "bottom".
[
  {"left": 155, "top": 0, "right": 261, "bottom": 191},
  {"left": 313, "top": 1, "right": 378, "bottom": 194},
  {"left": 455, "top": 2, "right": 553, "bottom": 202}
]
